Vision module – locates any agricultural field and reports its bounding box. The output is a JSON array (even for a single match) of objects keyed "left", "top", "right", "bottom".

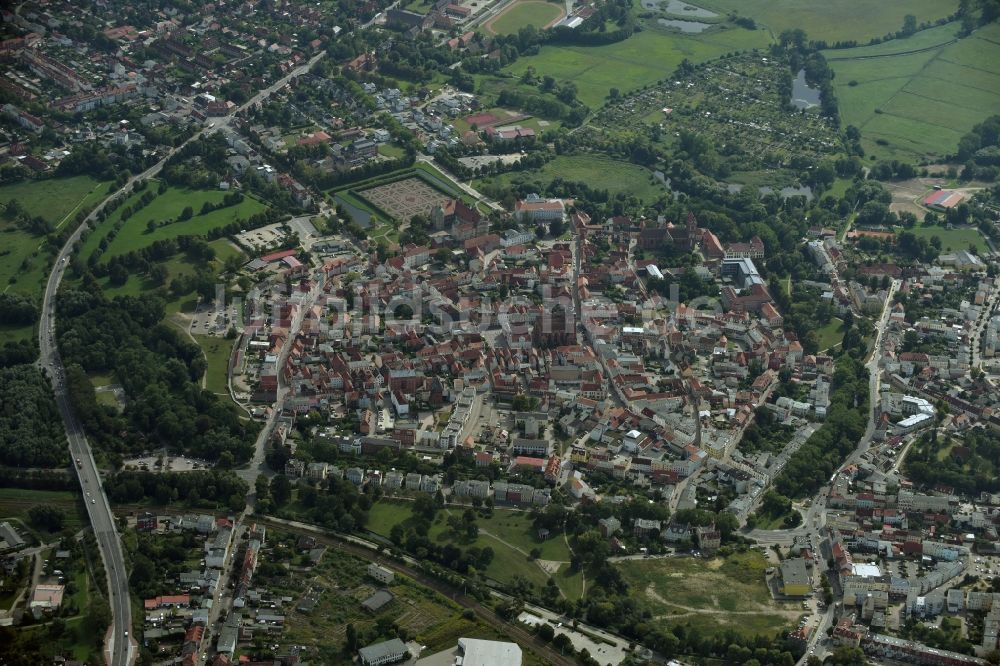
[
  {"left": 486, "top": 0, "right": 565, "bottom": 35},
  {"left": 616, "top": 550, "right": 801, "bottom": 637},
  {"left": 826, "top": 22, "right": 1000, "bottom": 161},
  {"left": 366, "top": 500, "right": 584, "bottom": 599},
  {"left": 0, "top": 175, "right": 109, "bottom": 302},
  {"left": 697, "top": 0, "right": 959, "bottom": 44},
  {"left": 476, "top": 155, "right": 667, "bottom": 202},
  {"left": 502, "top": 26, "right": 772, "bottom": 108}
]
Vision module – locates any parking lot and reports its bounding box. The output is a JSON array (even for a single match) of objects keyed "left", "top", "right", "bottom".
[
  {"left": 121, "top": 454, "right": 208, "bottom": 472},
  {"left": 235, "top": 222, "right": 287, "bottom": 251},
  {"left": 188, "top": 300, "right": 241, "bottom": 336}
]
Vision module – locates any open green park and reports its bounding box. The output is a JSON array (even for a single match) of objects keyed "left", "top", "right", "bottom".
[
  {"left": 366, "top": 500, "right": 585, "bottom": 599},
  {"left": 0, "top": 176, "right": 110, "bottom": 339},
  {"left": 487, "top": 0, "right": 565, "bottom": 35},
  {"left": 826, "top": 21, "right": 1000, "bottom": 160},
  {"left": 616, "top": 550, "right": 801, "bottom": 638},
  {"left": 477, "top": 155, "right": 668, "bottom": 202},
  {"left": 78, "top": 183, "right": 265, "bottom": 262},
  {"left": 74, "top": 182, "right": 256, "bottom": 316},
  {"left": 97, "top": 237, "right": 243, "bottom": 309},
  {"left": 816, "top": 317, "right": 845, "bottom": 352}
]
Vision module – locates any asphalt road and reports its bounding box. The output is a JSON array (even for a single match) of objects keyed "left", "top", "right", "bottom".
[
  {"left": 38, "top": 155, "right": 174, "bottom": 666},
  {"left": 37, "top": 52, "right": 326, "bottom": 666}
]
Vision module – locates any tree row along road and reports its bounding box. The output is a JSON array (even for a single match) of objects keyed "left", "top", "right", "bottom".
[
  {"left": 37, "top": 51, "right": 326, "bottom": 666},
  {"left": 253, "top": 515, "right": 577, "bottom": 666}
]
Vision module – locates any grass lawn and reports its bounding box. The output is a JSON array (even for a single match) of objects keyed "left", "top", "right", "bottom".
[
  {"left": 0, "top": 176, "right": 110, "bottom": 300},
  {"left": 95, "top": 390, "right": 120, "bottom": 409},
  {"left": 616, "top": 550, "right": 800, "bottom": 637},
  {"left": 367, "top": 500, "right": 582, "bottom": 598},
  {"left": 477, "top": 155, "right": 667, "bottom": 202},
  {"left": 0, "top": 322, "right": 34, "bottom": 343},
  {"left": 698, "top": 0, "right": 958, "bottom": 44},
  {"left": 370, "top": 221, "right": 400, "bottom": 245},
  {"left": 192, "top": 334, "right": 234, "bottom": 395},
  {"left": 753, "top": 508, "right": 798, "bottom": 530},
  {"left": 404, "top": 0, "right": 435, "bottom": 12},
  {"left": 816, "top": 318, "right": 844, "bottom": 352},
  {"left": 100, "top": 187, "right": 267, "bottom": 261},
  {"left": 488, "top": 0, "right": 565, "bottom": 35},
  {"left": 826, "top": 22, "right": 1000, "bottom": 161},
  {"left": 0, "top": 175, "right": 109, "bottom": 230},
  {"left": 936, "top": 439, "right": 959, "bottom": 462},
  {"left": 0, "top": 488, "right": 84, "bottom": 537},
  {"left": 378, "top": 143, "right": 408, "bottom": 159},
  {"left": 502, "top": 26, "right": 771, "bottom": 108},
  {"left": 907, "top": 223, "right": 987, "bottom": 253}
]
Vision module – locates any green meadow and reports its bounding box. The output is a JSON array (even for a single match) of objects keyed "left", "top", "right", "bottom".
[
  {"left": 490, "top": 1, "right": 565, "bottom": 35},
  {"left": 697, "top": 0, "right": 959, "bottom": 44},
  {"left": 0, "top": 176, "right": 109, "bottom": 301},
  {"left": 477, "top": 155, "right": 668, "bottom": 202},
  {"left": 502, "top": 26, "right": 772, "bottom": 108},
  {"left": 827, "top": 22, "right": 1000, "bottom": 160}
]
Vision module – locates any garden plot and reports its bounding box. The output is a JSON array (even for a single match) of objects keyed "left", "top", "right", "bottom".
[{"left": 357, "top": 177, "right": 451, "bottom": 222}]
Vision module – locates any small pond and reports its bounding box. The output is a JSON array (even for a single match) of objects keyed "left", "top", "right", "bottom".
[
  {"left": 790, "top": 69, "right": 821, "bottom": 110},
  {"left": 657, "top": 18, "right": 712, "bottom": 32},
  {"left": 641, "top": 0, "right": 718, "bottom": 17}
]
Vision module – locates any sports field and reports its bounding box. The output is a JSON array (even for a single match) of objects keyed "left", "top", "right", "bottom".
[
  {"left": 486, "top": 0, "right": 565, "bottom": 35},
  {"left": 478, "top": 154, "right": 667, "bottom": 202},
  {"left": 503, "top": 26, "right": 771, "bottom": 108},
  {"left": 826, "top": 22, "right": 1000, "bottom": 160},
  {"left": 697, "top": 0, "right": 959, "bottom": 44}
]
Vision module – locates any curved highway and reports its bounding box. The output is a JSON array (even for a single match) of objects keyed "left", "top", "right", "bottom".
[
  {"left": 38, "top": 171, "right": 146, "bottom": 665},
  {"left": 37, "top": 52, "right": 326, "bottom": 666}
]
